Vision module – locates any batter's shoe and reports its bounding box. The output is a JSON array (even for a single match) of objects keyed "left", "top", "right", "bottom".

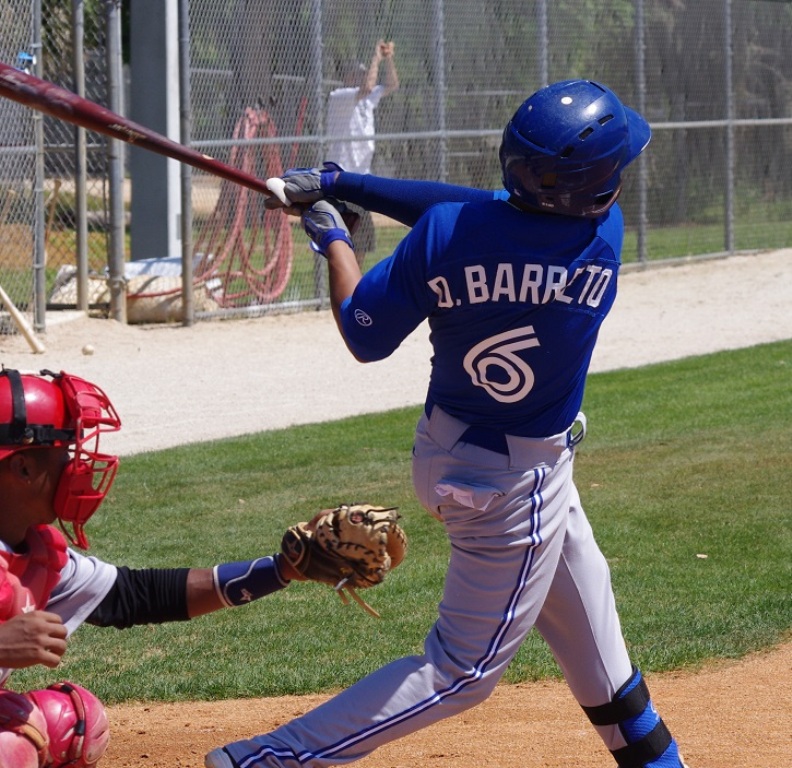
[{"left": 204, "top": 748, "right": 237, "bottom": 768}]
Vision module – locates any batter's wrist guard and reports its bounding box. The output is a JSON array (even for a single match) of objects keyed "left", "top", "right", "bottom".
[
  {"left": 318, "top": 161, "right": 343, "bottom": 194},
  {"left": 213, "top": 555, "right": 289, "bottom": 608}
]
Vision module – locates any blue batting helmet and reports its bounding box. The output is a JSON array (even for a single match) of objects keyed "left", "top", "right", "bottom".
[{"left": 499, "top": 80, "right": 651, "bottom": 218}]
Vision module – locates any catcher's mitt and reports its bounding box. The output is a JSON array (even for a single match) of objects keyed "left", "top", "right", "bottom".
[{"left": 281, "top": 503, "right": 407, "bottom": 617}]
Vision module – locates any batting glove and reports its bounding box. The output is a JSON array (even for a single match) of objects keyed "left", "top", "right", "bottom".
[
  {"left": 301, "top": 198, "right": 354, "bottom": 257},
  {"left": 265, "top": 161, "right": 342, "bottom": 209}
]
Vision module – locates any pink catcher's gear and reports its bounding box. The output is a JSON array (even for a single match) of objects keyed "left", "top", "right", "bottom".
[
  {"left": 25, "top": 682, "right": 110, "bottom": 768},
  {"left": 0, "top": 369, "right": 121, "bottom": 548},
  {"left": 0, "top": 688, "right": 49, "bottom": 768}
]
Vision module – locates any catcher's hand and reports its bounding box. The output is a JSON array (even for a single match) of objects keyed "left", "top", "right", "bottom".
[{"left": 281, "top": 503, "right": 407, "bottom": 618}]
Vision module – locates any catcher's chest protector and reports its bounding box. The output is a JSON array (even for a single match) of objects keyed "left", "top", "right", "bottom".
[{"left": 0, "top": 525, "right": 68, "bottom": 622}]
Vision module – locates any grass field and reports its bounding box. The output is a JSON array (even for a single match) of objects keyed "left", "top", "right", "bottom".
[{"left": 9, "top": 340, "right": 792, "bottom": 704}]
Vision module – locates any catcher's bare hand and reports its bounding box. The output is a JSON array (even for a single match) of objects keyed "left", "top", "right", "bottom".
[
  {"left": 280, "top": 503, "right": 407, "bottom": 617},
  {"left": 0, "top": 610, "right": 68, "bottom": 669}
]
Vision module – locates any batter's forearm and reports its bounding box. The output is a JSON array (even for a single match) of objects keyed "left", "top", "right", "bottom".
[{"left": 326, "top": 241, "right": 365, "bottom": 359}]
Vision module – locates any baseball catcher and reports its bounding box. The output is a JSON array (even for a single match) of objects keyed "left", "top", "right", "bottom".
[
  {"left": 0, "top": 368, "right": 407, "bottom": 768},
  {"left": 281, "top": 503, "right": 407, "bottom": 618}
]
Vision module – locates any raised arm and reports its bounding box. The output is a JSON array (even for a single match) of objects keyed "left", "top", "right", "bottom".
[
  {"left": 359, "top": 41, "right": 385, "bottom": 98},
  {"left": 380, "top": 41, "right": 399, "bottom": 97}
]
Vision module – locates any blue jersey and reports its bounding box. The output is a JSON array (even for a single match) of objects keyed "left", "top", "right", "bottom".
[{"left": 339, "top": 198, "right": 624, "bottom": 437}]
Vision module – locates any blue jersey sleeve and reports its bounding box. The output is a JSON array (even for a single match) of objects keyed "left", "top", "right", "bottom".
[
  {"left": 333, "top": 172, "right": 507, "bottom": 227},
  {"left": 339, "top": 210, "right": 452, "bottom": 360}
]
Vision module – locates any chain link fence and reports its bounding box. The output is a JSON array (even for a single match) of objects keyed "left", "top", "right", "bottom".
[
  {"left": 2, "top": 0, "right": 791, "bottom": 333},
  {"left": 1, "top": 0, "right": 112, "bottom": 340},
  {"left": 0, "top": 0, "right": 37, "bottom": 336}
]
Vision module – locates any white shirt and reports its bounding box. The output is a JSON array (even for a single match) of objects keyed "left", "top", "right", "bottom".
[
  {"left": 0, "top": 545, "right": 117, "bottom": 686},
  {"left": 326, "top": 84, "right": 386, "bottom": 173}
]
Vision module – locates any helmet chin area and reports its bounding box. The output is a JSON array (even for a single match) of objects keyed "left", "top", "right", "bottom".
[
  {"left": 54, "top": 373, "right": 122, "bottom": 549},
  {"left": 54, "top": 452, "right": 119, "bottom": 549}
]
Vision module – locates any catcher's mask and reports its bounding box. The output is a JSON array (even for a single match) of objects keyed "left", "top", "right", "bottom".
[
  {"left": 0, "top": 368, "right": 121, "bottom": 549},
  {"left": 499, "top": 79, "right": 651, "bottom": 218}
]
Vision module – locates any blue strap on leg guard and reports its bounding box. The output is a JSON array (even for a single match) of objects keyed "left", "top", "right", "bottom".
[
  {"left": 582, "top": 666, "right": 683, "bottom": 768},
  {"left": 213, "top": 555, "right": 289, "bottom": 607}
]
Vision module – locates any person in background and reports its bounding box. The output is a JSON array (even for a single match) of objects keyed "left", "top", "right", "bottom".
[{"left": 325, "top": 39, "right": 399, "bottom": 268}]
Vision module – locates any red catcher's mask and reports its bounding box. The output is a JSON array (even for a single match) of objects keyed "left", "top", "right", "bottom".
[{"left": 0, "top": 369, "right": 121, "bottom": 548}]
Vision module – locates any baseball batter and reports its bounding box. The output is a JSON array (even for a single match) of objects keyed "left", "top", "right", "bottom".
[
  {"left": 208, "top": 81, "right": 689, "bottom": 768},
  {"left": 0, "top": 368, "right": 381, "bottom": 768}
]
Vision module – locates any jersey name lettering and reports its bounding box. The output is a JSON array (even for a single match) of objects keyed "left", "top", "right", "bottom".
[{"left": 428, "top": 263, "right": 613, "bottom": 309}]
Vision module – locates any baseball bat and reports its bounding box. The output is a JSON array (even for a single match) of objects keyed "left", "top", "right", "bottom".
[
  {"left": 0, "top": 282, "right": 46, "bottom": 354},
  {"left": 0, "top": 62, "right": 272, "bottom": 197}
]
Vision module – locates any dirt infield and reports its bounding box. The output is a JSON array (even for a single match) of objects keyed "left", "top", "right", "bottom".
[
  {"left": 104, "top": 642, "right": 790, "bottom": 768},
  {"left": 1, "top": 248, "right": 791, "bottom": 767}
]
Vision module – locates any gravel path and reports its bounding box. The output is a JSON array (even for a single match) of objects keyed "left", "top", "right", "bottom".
[{"left": 1, "top": 249, "right": 790, "bottom": 456}]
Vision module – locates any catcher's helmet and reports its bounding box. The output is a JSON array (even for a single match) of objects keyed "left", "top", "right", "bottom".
[
  {"left": 499, "top": 79, "right": 651, "bottom": 218},
  {"left": 0, "top": 369, "right": 121, "bottom": 548}
]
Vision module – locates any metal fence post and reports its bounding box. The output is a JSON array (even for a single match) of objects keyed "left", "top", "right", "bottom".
[
  {"left": 32, "top": 0, "right": 46, "bottom": 330},
  {"left": 724, "top": 0, "right": 735, "bottom": 254},
  {"left": 179, "top": 0, "right": 194, "bottom": 326},
  {"left": 635, "top": 0, "right": 648, "bottom": 265},
  {"left": 537, "top": 0, "right": 549, "bottom": 87},
  {"left": 105, "top": 0, "right": 126, "bottom": 323},
  {"left": 310, "top": 0, "right": 326, "bottom": 306},
  {"left": 433, "top": 0, "right": 448, "bottom": 182},
  {"left": 72, "top": 0, "right": 88, "bottom": 312}
]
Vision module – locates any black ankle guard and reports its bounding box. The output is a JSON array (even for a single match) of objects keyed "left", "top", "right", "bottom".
[
  {"left": 610, "top": 720, "right": 673, "bottom": 768},
  {"left": 580, "top": 667, "right": 674, "bottom": 768},
  {"left": 581, "top": 667, "right": 649, "bottom": 726}
]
